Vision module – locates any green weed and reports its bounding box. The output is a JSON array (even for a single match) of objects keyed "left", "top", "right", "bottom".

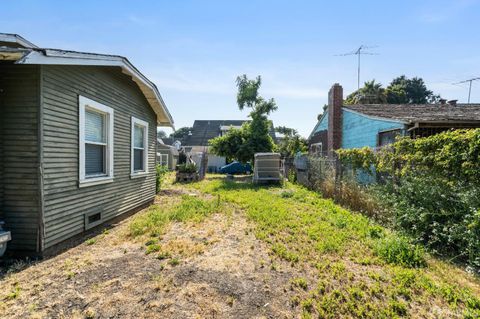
[
  {"left": 129, "top": 195, "right": 221, "bottom": 238},
  {"left": 375, "top": 236, "right": 426, "bottom": 268},
  {"left": 85, "top": 238, "right": 96, "bottom": 246}
]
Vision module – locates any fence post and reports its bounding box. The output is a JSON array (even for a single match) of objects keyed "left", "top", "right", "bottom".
[{"left": 334, "top": 155, "right": 342, "bottom": 198}]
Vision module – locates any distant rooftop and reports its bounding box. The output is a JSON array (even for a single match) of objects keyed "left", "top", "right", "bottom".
[{"left": 182, "top": 120, "right": 276, "bottom": 146}]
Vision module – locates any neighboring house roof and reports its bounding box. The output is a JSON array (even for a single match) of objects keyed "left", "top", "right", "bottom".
[
  {"left": 182, "top": 120, "right": 277, "bottom": 146},
  {"left": 0, "top": 33, "right": 173, "bottom": 127},
  {"left": 344, "top": 104, "right": 480, "bottom": 124},
  {"left": 308, "top": 104, "right": 480, "bottom": 140},
  {"left": 183, "top": 120, "right": 246, "bottom": 146},
  {"left": 157, "top": 138, "right": 179, "bottom": 155}
]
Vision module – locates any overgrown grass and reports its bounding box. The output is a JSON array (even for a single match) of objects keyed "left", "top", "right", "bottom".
[
  {"left": 375, "top": 235, "right": 426, "bottom": 268},
  {"left": 186, "top": 176, "right": 480, "bottom": 318},
  {"left": 129, "top": 195, "right": 222, "bottom": 239}
]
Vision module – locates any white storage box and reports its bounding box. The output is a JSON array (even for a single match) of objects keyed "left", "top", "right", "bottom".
[{"left": 253, "top": 152, "right": 284, "bottom": 183}]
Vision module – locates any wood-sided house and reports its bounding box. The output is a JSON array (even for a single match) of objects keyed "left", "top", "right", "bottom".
[
  {"left": 0, "top": 33, "right": 174, "bottom": 255},
  {"left": 309, "top": 83, "right": 480, "bottom": 156}
]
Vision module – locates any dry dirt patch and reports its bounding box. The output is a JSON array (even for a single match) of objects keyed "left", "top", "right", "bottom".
[{"left": 0, "top": 190, "right": 301, "bottom": 318}]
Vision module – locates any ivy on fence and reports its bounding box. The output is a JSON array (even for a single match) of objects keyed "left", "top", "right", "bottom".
[{"left": 335, "top": 129, "right": 480, "bottom": 268}]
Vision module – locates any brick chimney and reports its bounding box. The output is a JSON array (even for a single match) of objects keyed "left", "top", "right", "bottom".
[{"left": 327, "top": 83, "right": 343, "bottom": 157}]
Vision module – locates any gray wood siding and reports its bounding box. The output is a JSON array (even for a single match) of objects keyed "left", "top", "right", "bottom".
[
  {"left": 41, "top": 65, "right": 157, "bottom": 249},
  {"left": 0, "top": 64, "right": 40, "bottom": 252}
]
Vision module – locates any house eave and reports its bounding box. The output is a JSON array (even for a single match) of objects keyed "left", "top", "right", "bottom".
[
  {"left": 0, "top": 33, "right": 38, "bottom": 48},
  {"left": 342, "top": 107, "right": 408, "bottom": 125},
  {"left": 308, "top": 111, "right": 328, "bottom": 140},
  {"left": 14, "top": 49, "right": 174, "bottom": 127}
]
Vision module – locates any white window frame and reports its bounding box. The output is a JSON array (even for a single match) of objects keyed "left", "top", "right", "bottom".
[
  {"left": 160, "top": 153, "right": 169, "bottom": 167},
  {"left": 131, "top": 116, "right": 149, "bottom": 178},
  {"left": 310, "top": 142, "right": 323, "bottom": 155},
  {"left": 79, "top": 96, "right": 114, "bottom": 187}
]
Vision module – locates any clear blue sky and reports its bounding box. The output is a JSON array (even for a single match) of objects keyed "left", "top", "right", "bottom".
[{"left": 2, "top": 0, "right": 480, "bottom": 136}]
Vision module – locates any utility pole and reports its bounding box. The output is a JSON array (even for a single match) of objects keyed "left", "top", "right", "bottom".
[
  {"left": 337, "top": 45, "right": 379, "bottom": 90},
  {"left": 453, "top": 77, "right": 480, "bottom": 103}
]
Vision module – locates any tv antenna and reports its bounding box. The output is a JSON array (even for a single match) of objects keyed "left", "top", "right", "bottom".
[
  {"left": 453, "top": 77, "right": 480, "bottom": 104},
  {"left": 336, "top": 45, "right": 379, "bottom": 90}
]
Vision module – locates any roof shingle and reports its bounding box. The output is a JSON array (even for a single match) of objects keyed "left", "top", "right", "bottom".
[{"left": 343, "top": 104, "right": 480, "bottom": 123}]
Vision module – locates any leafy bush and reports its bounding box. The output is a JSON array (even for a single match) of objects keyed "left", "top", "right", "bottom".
[
  {"left": 334, "top": 129, "right": 480, "bottom": 268},
  {"left": 375, "top": 235, "right": 426, "bottom": 268},
  {"left": 177, "top": 163, "right": 197, "bottom": 173},
  {"left": 383, "top": 174, "right": 480, "bottom": 267},
  {"left": 156, "top": 164, "right": 169, "bottom": 193}
]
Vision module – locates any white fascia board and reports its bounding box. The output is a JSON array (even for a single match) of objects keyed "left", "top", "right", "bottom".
[
  {"left": 17, "top": 50, "right": 174, "bottom": 127},
  {"left": 0, "top": 33, "right": 38, "bottom": 48}
]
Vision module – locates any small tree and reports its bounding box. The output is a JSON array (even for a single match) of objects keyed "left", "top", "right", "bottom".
[
  {"left": 275, "top": 126, "right": 307, "bottom": 157},
  {"left": 210, "top": 75, "right": 277, "bottom": 163}
]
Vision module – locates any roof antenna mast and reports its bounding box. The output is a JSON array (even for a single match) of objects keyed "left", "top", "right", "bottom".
[
  {"left": 336, "top": 45, "right": 379, "bottom": 90},
  {"left": 453, "top": 77, "right": 480, "bottom": 104}
]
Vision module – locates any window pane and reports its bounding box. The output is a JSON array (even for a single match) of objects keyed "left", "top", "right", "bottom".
[
  {"left": 86, "top": 143, "right": 105, "bottom": 175},
  {"left": 134, "top": 149, "right": 144, "bottom": 171},
  {"left": 134, "top": 124, "right": 144, "bottom": 148},
  {"left": 86, "top": 110, "right": 105, "bottom": 143}
]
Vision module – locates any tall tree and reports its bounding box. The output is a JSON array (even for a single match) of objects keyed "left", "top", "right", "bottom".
[
  {"left": 345, "top": 80, "right": 387, "bottom": 104},
  {"left": 386, "top": 75, "right": 440, "bottom": 104},
  {"left": 210, "top": 75, "right": 277, "bottom": 163},
  {"left": 157, "top": 130, "right": 167, "bottom": 139},
  {"left": 169, "top": 126, "right": 192, "bottom": 139},
  {"left": 346, "top": 76, "right": 441, "bottom": 105}
]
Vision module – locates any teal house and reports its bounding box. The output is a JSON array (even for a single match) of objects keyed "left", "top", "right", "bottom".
[{"left": 309, "top": 83, "right": 480, "bottom": 156}]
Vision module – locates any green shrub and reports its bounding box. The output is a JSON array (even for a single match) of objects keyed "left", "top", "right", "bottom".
[
  {"left": 177, "top": 163, "right": 197, "bottom": 173},
  {"left": 156, "top": 164, "right": 169, "bottom": 193},
  {"left": 384, "top": 174, "right": 480, "bottom": 267},
  {"left": 375, "top": 235, "right": 426, "bottom": 268},
  {"left": 334, "top": 129, "right": 480, "bottom": 268}
]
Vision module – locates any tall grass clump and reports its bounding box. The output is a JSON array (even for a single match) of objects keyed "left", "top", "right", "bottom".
[
  {"left": 375, "top": 235, "right": 426, "bottom": 268},
  {"left": 156, "top": 164, "right": 169, "bottom": 193}
]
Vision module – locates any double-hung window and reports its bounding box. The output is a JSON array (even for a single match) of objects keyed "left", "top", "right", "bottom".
[
  {"left": 79, "top": 96, "right": 114, "bottom": 187},
  {"left": 131, "top": 117, "right": 149, "bottom": 177}
]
